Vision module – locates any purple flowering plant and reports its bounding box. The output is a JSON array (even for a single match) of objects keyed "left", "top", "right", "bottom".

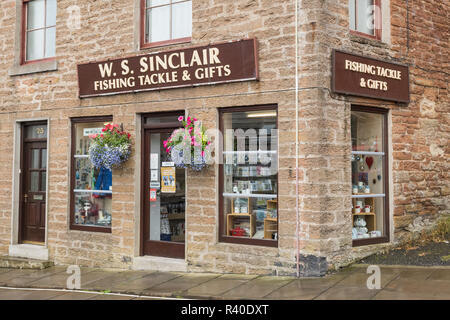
[
  {"left": 88, "top": 123, "right": 132, "bottom": 170},
  {"left": 163, "top": 116, "right": 212, "bottom": 171}
]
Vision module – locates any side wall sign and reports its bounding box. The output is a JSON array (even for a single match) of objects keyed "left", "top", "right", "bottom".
[
  {"left": 77, "top": 39, "right": 258, "bottom": 98},
  {"left": 332, "top": 50, "right": 410, "bottom": 103}
]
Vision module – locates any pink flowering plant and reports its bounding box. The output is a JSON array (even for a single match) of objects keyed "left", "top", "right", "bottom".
[
  {"left": 88, "top": 123, "right": 132, "bottom": 170},
  {"left": 163, "top": 116, "right": 212, "bottom": 171}
]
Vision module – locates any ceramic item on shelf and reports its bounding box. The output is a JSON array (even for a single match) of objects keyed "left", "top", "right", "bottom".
[
  {"left": 356, "top": 200, "right": 363, "bottom": 207},
  {"left": 354, "top": 206, "right": 361, "bottom": 214},
  {"left": 364, "top": 205, "right": 371, "bottom": 213},
  {"left": 352, "top": 185, "right": 359, "bottom": 194},
  {"left": 364, "top": 186, "right": 370, "bottom": 193}
]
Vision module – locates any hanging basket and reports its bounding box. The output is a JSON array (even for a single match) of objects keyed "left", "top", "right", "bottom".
[{"left": 88, "top": 123, "right": 132, "bottom": 170}]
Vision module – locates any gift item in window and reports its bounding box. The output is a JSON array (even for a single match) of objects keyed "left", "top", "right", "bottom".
[
  {"left": 93, "top": 167, "right": 112, "bottom": 198},
  {"left": 353, "top": 216, "right": 369, "bottom": 239},
  {"left": 97, "top": 210, "right": 112, "bottom": 226},
  {"left": 231, "top": 227, "right": 246, "bottom": 237}
]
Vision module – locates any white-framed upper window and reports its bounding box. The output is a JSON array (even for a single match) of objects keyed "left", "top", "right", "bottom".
[
  {"left": 348, "top": 0, "right": 382, "bottom": 40},
  {"left": 23, "top": 0, "right": 57, "bottom": 62},
  {"left": 142, "top": 0, "right": 192, "bottom": 48}
]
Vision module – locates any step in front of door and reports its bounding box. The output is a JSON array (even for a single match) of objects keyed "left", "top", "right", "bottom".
[{"left": 0, "top": 256, "right": 54, "bottom": 270}]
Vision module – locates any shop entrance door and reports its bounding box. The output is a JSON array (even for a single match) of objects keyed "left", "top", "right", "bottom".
[
  {"left": 142, "top": 115, "right": 186, "bottom": 259},
  {"left": 20, "top": 123, "right": 48, "bottom": 244}
]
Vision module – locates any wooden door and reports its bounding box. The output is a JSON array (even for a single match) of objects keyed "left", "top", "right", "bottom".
[{"left": 21, "top": 140, "right": 47, "bottom": 243}]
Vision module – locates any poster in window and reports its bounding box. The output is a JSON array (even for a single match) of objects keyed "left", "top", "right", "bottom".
[
  {"left": 149, "top": 189, "right": 157, "bottom": 202},
  {"left": 161, "top": 167, "right": 176, "bottom": 193}
]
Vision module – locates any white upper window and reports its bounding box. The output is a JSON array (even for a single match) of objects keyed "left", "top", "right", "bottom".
[{"left": 143, "top": 0, "right": 192, "bottom": 47}]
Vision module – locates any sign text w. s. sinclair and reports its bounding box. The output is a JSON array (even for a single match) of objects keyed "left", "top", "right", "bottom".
[{"left": 77, "top": 39, "right": 258, "bottom": 98}]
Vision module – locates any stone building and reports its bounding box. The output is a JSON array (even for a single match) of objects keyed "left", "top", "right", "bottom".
[{"left": 0, "top": 0, "right": 447, "bottom": 276}]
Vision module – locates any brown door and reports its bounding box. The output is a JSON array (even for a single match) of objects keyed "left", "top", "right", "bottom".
[
  {"left": 20, "top": 125, "right": 47, "bottom": 244},
  {"left": 142, "top": 124, "right": 186, "bottom": 259}
]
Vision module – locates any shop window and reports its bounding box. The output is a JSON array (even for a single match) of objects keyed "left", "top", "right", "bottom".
[
  {"left": 219, "top": 107, "right": 278, "bottom": 247},
  {"left": 23, "top": 0, "right": 57, "bottom": 63},
  {"left": 351, "top": 106, "right": 389, "bottom": 245},
  {"left": 348, "top": 0, "right": 381, "bottom": 40},
  {"left": 141, "top": 0, "right": 192, "bottom": 49},
  {"left": 70, "top": 117, "right": 113, "bottom": 233}
]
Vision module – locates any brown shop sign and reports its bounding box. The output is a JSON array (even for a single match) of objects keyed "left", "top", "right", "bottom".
[
  {"left": 77, "top": 39, "right": 258, "bottom": 98},
  {"left": 332, "top": 50, "right": 410, "bottom": 103}
]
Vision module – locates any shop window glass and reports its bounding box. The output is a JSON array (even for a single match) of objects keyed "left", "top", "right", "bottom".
[
  {"left": 24, "top": 0, "right": 57, "bottom": 62},
  {"left": 351, "top": 108, "right": 388, "bottom": 243},
  {"left": 143, "top": 0, "right": 192, "bottom": 47},
  {"left": 220, "top": 108, "right": 278, "bottom": 245},
  {"left": 71, "top": 119, "right": 113, "bottom": 230}
]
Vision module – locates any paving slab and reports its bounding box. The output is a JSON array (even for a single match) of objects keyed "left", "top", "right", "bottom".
[
  {"left": 26, "top": 268, "right": 95, "bottom": 289},
  {"left": 334, "top": 268, "right": 399, "bottom": 288},
  {"left": 373, "top": 289, "right": 447, "bottom": 300},
  {"left": 79, "top": 269, "right": 122, "bottom": 288},
  {"left": 84, "top": 270, "right": 153, "bottom": 291},
  {"left": 0, "top": 269, "right": 13, "bottom": 274},
  {"left": 222, "top": 276, "right": 294, "bottom": 299},
  {"left": 314, "top": 286, "right": 379, "bottom": 300},
  {"left": 107, "top": 272, "right": 181, "bottom": 294},
  {"left": 384, "top": 278, "right": 450, "bottom": 297},
  {"left": 0, "top": 269, "right": 49, "bottom": 286},
  {"left": 142, "top": 273, "right": 221, "bottom": 296},
  {"left": 49, "top": 291, "right": 100, "bottom": 300},
  {"left": 185, "top": 276, "right": 255, "bottom": 298},
  {"left": 426, "top": 269, "right": 450, "bottom": 281},
  {"left": 88, "top": 293, "right": 135, "bottom": 300},
  {"left": 0, "top": 266, "right": 67, "bottom": 287},
  {"left": 0, "top": 288, "right": 64, "bottom": 300},
  {"left": 264, "top": 277, "right": 340, "bottom": 300}
]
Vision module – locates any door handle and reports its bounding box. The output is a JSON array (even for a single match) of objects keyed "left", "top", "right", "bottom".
[{"left": 24, "top": 194, "right": 28, "bottom": 203}]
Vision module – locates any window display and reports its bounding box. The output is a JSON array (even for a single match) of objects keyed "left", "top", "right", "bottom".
[
  {"left": 220, "top": 107, "right": 278, "bottom": 245},
  {"left": 71, "top": 118, "right": 113, "bottom": 231},
  {"left": 351, "top": 108, "right": 388, "bottom": 243}
]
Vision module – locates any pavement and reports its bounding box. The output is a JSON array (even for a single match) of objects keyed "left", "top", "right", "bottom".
[{"left": 0, "top": 264, "right": 449, "bottom": 300}]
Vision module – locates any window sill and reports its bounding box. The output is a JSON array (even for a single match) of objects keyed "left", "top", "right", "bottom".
[
  {"left": 219, "top": 235, "right": 278, "bottom": 248},
  {"left": 141, "top": 37, "right": 191, "bottom": 50},
  {"left": 9, "top": 59, "right": 58, "bottom": 77},
  {"left": 349, "top": 31, "right": 388, "bottom": 48},
  {"left": 70, "top": 224, "right": 112, "bottom": 234},
  {"left": 352, "top": 236, "right": 389, "bottom": 247}
]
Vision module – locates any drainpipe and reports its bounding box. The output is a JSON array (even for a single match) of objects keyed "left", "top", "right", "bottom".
[{"left": 295, "top": 0, "right": 300, "bottom": 278}]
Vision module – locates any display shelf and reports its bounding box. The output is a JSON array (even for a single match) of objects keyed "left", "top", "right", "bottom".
[
  {"left": 167, "top": 213, "right": 185, "bottom": 220},
  {"left": 171, "top": 234, "right": 185, "bottom": 242},
  {"left": 351, "top": 151, "right": 385, "bottom": 156},
  {"left": 352, "top": 212, "right": 375, "bottom": 216},
  {"left": 231, "top": 197, "right": 252, "bottom": 214},
  {"left": 352, "top": 193, "right": 385, "bottom": 198},
  {"left": 223, "top": 150, "right": 277, "bottom": 155},
  {"left": 223, "top": 193, "right": 277, "bottom": 199},
  {"left": 226, "top": 213, "right": 256, "bottom": 237},
  {"left": 264, "top": 200, "right": 278, "bottom": 239}
]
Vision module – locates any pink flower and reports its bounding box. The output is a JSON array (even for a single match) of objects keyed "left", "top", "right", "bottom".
[
  {"left": 201, "top": 151, "right": 205, "bottom": 157},
  {"left": 189, "top": 127, "right": 193, "bottom": 134},
  {"left": 178, "top": 116, "right": 184, "bottom": 122}
]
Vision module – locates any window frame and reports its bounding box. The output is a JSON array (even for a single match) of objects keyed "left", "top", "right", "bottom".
[
  {"left": 21, "top": 0, "right": 56, "bottom": 65},
  {"left": 218, "top": 105, "right": 279, "bottom": 248},
  {"left": 70, "top": 116, "right": 113, "bottom": 233},
  {"left": 351, "top": 105, "right": 390, "bottom": 247},
  {"left": 140, "top": 0, "right": 192, "bottom": 49},
  {"left": 349, "top": 0, "right": 382, "bottom": 41}
]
